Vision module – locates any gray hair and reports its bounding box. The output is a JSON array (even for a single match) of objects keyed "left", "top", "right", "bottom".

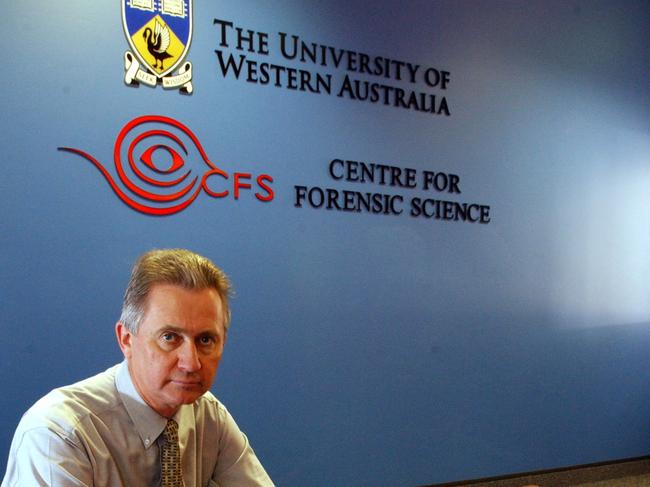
[{"left": 119, "top": 249, "right": 232, "bottom": 333}]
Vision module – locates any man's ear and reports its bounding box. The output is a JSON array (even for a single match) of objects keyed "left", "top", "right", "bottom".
[{"left": 115, "top": 321, "right": 133, "bottom": 360}]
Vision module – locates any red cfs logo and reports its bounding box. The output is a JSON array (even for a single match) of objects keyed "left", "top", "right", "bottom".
[{"left": 58, "top": 115, "right": 274, "bottom": 215}]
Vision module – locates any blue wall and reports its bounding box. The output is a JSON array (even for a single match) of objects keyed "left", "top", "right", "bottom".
[{"left": 2, "top": 1, "right": 649, "bottom": 485}]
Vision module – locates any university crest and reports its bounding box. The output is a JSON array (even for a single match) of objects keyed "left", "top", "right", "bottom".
[{"left": 122, "top": 0, "right": 193, "bottom": 94}]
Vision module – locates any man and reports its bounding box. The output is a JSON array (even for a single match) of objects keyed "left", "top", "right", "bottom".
[{"left": 2, "top": 249, "right": 274, "bottom": 486}]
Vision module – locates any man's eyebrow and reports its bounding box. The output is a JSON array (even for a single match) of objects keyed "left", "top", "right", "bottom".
[
  {"left": 153, "top": 325, "right": 184, "bottom": 333},
  {"left": 153, "top": 325, "right": 220, "bottom": 336}
]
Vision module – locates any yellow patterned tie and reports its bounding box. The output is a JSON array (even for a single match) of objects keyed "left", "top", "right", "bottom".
[{"left": 161, "top": 419, "right": 184, "bottom": 487}]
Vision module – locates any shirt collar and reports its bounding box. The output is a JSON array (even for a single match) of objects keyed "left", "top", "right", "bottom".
[{"left": 115, "top": 360, "right": 168, "bottom": 450}]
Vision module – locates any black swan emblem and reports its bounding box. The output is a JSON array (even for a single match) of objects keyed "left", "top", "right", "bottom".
[{"left": 143, "top": 21, "right": 173, "bottom": 70}]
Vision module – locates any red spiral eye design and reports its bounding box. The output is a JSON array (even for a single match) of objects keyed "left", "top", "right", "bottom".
[{"left": 59, "top": 115, "right": 226, "bottom": 215}]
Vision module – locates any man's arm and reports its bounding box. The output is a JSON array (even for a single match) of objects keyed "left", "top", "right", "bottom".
[
  {"left": 211, "top": 407, "right": 274, "bottom": 487},
  {"left": 2, "top": 426, "right": 93, "bottom": 487}
]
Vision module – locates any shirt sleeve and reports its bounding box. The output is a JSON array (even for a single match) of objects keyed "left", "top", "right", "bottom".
[
  {"left": 1, "top": 426, "right": 93, "bottom": 487},
  {"left": 211, "top": 407, "right": 274, "bottom": 487}
]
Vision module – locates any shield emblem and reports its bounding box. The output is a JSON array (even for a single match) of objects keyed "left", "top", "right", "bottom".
[{"left": 122, "top": 0, "right": 192, "bottom": 79}]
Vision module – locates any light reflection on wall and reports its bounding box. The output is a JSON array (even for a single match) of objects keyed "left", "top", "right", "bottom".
[{"left": 549, "top": 112, "right": 650, "bottom": 328}]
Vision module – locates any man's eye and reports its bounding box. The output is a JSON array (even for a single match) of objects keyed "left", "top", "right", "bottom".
[
  {"left": 198, "top": 335, "right": 220, "bottom": 349},
  {"left": 162, "top": 332, "right": 177, "bottom": 343}
]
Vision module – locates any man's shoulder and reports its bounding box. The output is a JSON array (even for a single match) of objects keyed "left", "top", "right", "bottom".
[
  {"left": 195, "top": 389, "right": 222, "bottom": 411},
  {"left": 19, "top": 364, "right": 122, "bottom": 435},
  {"left": 192, "top": 390, "right": 230, "bottom": 423}
]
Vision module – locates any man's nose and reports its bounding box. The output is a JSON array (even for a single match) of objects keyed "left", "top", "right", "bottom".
[{"left": 177, "top": 341, "right": 201, "bottom": 372}]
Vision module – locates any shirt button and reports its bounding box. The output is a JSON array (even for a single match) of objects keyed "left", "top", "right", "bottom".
[{"left": 145, "top": 438, "right": 150, "bottom": 446}]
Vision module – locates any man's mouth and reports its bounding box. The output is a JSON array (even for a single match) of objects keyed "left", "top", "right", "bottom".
[{"left": 171, "top": 379, "right": 202, "bottom": 387}]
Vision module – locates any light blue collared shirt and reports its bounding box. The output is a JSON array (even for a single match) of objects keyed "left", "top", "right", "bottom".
[{"left": 1, "top": 362, "right": 273, "bottom": 487}]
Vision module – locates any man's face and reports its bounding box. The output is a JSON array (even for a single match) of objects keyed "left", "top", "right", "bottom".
[{"left": 116, "top": 283, "right": 226, "bottom": 418}]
